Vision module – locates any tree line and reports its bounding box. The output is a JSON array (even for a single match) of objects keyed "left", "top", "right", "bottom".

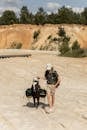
[{"left": 0, "top": 6, "right": 87, "bottom": 25}]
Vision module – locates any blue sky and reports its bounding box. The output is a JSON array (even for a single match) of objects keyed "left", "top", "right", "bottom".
[{"left": 0, "top": 0, "right": 87, "bottom": 15}]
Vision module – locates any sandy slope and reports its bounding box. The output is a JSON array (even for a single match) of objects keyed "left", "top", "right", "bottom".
[
  {"left": 0, "top": 50, "right": 87, "bottom": 130},
  {"left": 0, "top": 24, "right": 87, "bottom": 49}
]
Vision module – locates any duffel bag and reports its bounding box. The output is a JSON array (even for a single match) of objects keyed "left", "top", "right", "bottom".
[
  {"left": 39, "top": 88, "right": 47, "bottom": 98},
  {"left": 25, "top": 88, "right": 32, "bottom": 97}
]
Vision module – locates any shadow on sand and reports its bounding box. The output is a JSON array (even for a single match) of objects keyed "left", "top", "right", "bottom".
[{"left": 23, "top": 101, "right": 48, "bottom": 109}]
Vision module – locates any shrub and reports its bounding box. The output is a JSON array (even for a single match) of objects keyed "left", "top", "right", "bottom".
[
  {"left": 58, "top": 27, "right": 66, "bottom": 37},
  {"left": 84, "top": 49, "right": 87, "bottom": 56},
  {"left": 71, "top": 41, "right": 85, "bottom": 57},
  {"left": 58, "top": 27, "right": 86, "bottom": 57},
  {"left": 53, "top": 37, "right": 58, "bottom": 41},
  {"left": 58, "top": 28, "right": 70, "bottom": 55},
  {"left": 71, "top": 40, "right": 80, "bottom": 50},
  {"left": 31, "top": 46, "right": 37, "bottom": 50},
  {"left": 58, "top": 41, "right": 70, "bottom": 55},
  {"left": 63, "top": 49, "right": 85, "bottom": 57},
  {"left": 33, "top": 30, "right": 40, "bottom": 41},
  {"left": 47, "top": 35, "right": 52, "bottom": 40},
  {"left": 10, "top": 42, "right": 22, "bottom": 49}
]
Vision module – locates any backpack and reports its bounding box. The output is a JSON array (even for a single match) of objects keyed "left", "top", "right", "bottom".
[{"left": 45, "top": 70, "right": 58, "bottom": 85}]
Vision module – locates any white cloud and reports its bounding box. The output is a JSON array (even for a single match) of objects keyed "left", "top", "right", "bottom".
[
  {"left": 0, "top": 0, "right": 21, "bottom": 16},
  {"left": 72, "top": 7, "right": 84, "bottom": 13},
  {"left": 66, "top": 5, "right": 71, "bottom": 9},
  {"left": 66, "top": 5, "right": 84, "bottom": 13},
  {"left": 47, "top": 2, "right": 60, "bottom": 10},
  {"left": 0, "top": 8, "right": 3, "bottom": 16},
  {"left": 0, "top": 6, "right": 20, "bottom": 16}
]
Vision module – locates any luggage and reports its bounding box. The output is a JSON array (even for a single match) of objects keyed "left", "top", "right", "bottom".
[
  {"left": 25, "top": 88, "right": 32, "bottom": 97},
  {"left": 25, "top": 88, "right": 47, "bottom": 98},
  {"left": 39, "top": 88, "right": 47, "bottom": 98}
]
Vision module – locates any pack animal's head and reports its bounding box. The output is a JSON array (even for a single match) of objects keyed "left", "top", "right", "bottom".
[
  {"left": 33, "top": 77, "right": 39, "bottom": 85},
  {"left": 32, "top": 77, "right": 39, "bottom": 92}
]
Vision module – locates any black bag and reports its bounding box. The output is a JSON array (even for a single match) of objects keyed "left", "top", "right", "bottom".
[
  {"left": 25, "top": 88, "right": 32, "bottom": 97},
  {"left": 46, "top": 71, "right": 58, "bottom": 85},
  {"left": 39, "top": 88, "right": 47, "bottom": 98}
]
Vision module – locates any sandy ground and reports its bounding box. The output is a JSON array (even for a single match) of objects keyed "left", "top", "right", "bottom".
[{"left": 0, "top": 50, "right": 87, "bottom": 130}]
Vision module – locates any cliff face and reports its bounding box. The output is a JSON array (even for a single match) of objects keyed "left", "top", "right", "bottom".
[
  {"left": 0, "top": 24, "right": 87, "bottom": 49},
  {"left": 0, "top": 25, "right": 33, "bottom": 49}
]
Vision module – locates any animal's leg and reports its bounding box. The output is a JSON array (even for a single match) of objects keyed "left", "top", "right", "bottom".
[
  {"left": 33, "top": 97, "right": 36, "bottom": 107},
  {"left": 37, "top": 97, "right": 40, "bottom": 106}
]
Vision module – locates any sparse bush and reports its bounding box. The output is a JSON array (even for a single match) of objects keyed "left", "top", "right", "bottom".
[
  {"left": 58, "top": 41, "right": 70, "bottom": 55},
  {"left": 47, "top": 35, "right": 58, "bottom": 44},
  {"left": 39, "top": 45, "right": 44, "bottom": 50},
  {"left": 58, "top": 27, "right": 86, "bottom": 57},
  {"left": 10, "top": 42, "right": 22, "bottom": 49},
  {"left": 58, "top": 28, "right": 70, "bottom": 55},
  {"left": 40, "top": 44, "right": 50, "bottom": 50},
  {"left": 52, "top": 37, "right": 58, "bottom": 42},
  {"left": 84, "top": 49, "right": 87, "bottom": 56},
  {"left": 33, "top": 30, "right": 40, "bottom": 41},
  {"left": 39, "top": 43, "right": 55, "bottom": 51},
  {"left": 31, "top": 45, "right": 37, "bottom": 50},
  {"left": 71, "top": 40, "right": 80, "bottom": 50},
  {"left": 70, "top": 41, "right": 86, "bottom": 57},
  {"left": 63, "top": 35, "right": 70, "bottom": 43},
  {"left": 59, "top": 40, "right": 86, "bottom": 57},
  {"left": 63, "top": 49, "right": 85, "bottom": 57},
  {"left": 58, "top": 27, "right": 66, "bottom": 37},
  {"left": 47, "top": 35, "right": 52, "bottom": 40}
]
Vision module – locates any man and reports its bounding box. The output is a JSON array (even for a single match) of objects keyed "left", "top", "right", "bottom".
[{"left": 45, "top": 64, "right": 61, "bottom": 113}]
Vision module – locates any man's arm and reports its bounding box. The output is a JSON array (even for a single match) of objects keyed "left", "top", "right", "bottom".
[{"left": 55, "top": 76, "right": 61, "bottom": 88}]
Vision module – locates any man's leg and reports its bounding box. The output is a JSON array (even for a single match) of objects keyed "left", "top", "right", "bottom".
[
  {"left": 52, "top": 94, "right": 55, "bottom": 107},
  {"left": 47, "top": 93, "right": 52, "bottom": 108},
  {"left": 45, "top": 85, "right": 54, "bottom": 113},
  {"left": 51, "top": 86, "right": 56, "bottom": 107}
]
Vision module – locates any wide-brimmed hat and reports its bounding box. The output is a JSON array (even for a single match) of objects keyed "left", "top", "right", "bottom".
[{"left": 46, "top": 63, "right": 53, "bottom": 70}]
